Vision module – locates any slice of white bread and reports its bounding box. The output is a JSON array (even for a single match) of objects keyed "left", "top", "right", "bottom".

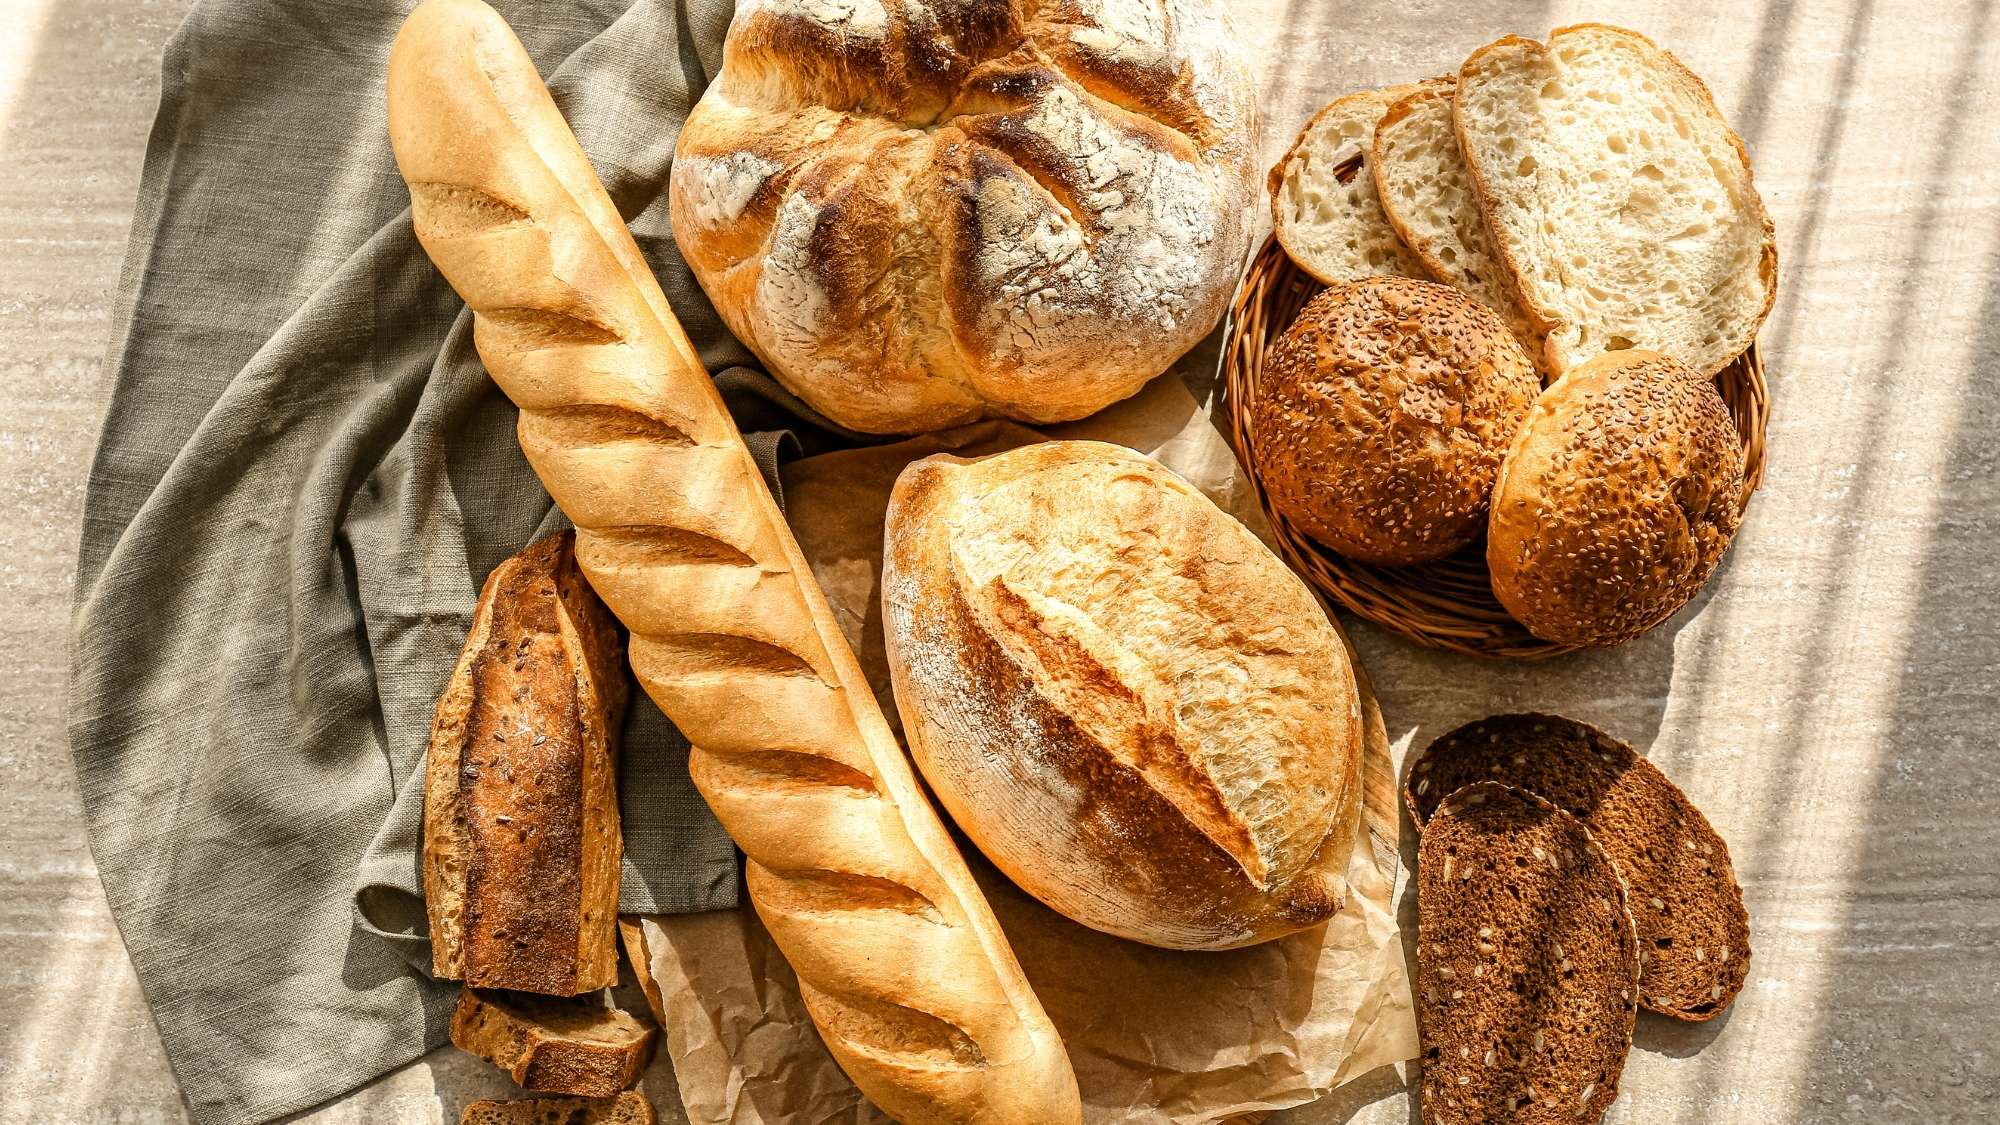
[
  {"left": 1371, "top": 83, "right": 1550, "bottom": 379},
  {"left": 1453, "top": 25, "right": 1776, "bottom": 378},
  {"left": 1269, "top": 83, "right": 1443, "bottom": 284}
]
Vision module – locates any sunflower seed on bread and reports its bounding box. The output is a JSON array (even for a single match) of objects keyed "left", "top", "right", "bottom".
[
  {"left": 1453, "top": 24, "right": 1776, "bottom": 378},
  {"left": 1407, "top": 713, "right": 1752, "bottom": 1020},
  {"left": 451, "top": 988, "right": 657, "bottom": 1098},
  {"left": 1268, "top": 82, "right": 1446, "bottom": 284},
  {"left": 1369, "top": 82, "right": 1549, "bottom": 378},
  {"left": 1418, "top": 782, "right": 1637, "bottom": 1125},
  {"left": 461, "top": 1092, "right": 656, "bottom": 1125}
]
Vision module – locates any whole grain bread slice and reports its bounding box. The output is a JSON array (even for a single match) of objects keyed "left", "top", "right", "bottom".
[
  {"left": 1417, "top": 783, "right": 1637, "bottom": 1124},
  {"left": 1453, "top": 25, "right": 1776, "bottom": 378},
  {"left": 1370, "top": 83, "right": 1549, "bottom": 379},
  {"left": 461, "top": 1092, "right": 656, "bottom": 1125},
  {"left": 1407, "top": 714, "right": 1751, "bottom": 1020},
  {"left": 1268, "top": 83, "right": 1446, "bottom": 284},
  {"left": 452, "top": 988, "right": 657, "bottom": 1097}
]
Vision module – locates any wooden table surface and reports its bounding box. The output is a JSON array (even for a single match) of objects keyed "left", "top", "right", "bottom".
[{"left": 3, "top": 0, "right": 1995, "bottom": 1122}]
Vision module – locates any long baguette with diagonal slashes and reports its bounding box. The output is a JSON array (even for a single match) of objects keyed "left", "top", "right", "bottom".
[{"left": 386, "top": 3, "right": 1080, "bottom": 1121}]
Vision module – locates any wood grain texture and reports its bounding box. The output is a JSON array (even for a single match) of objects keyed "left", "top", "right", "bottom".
[{"left": 4, "top": 0, "right": 1998, "bottom": 1122}]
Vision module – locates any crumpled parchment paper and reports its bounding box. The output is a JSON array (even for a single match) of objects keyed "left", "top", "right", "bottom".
[{"left": 628, "top": 377, "right": 1418, "bottom": 1124}]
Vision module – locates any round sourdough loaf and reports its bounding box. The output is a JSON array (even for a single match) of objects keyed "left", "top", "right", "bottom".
[
  {"left": 882, "top": 441, "right": 1365, "bottom": 950},
  {"left": 1488, "top": 351, "right": 1746, "bottom": 646},
  {"left": 671, "top": 0, "right": 1258, "bottom": 434},
  {"left": 1250, "top": 277, "right": 1540, "bottom": 564}
]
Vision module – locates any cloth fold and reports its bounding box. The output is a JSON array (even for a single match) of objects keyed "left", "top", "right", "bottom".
[{"left": 66, "top": 3, "right": 758, "bottom": 1123}]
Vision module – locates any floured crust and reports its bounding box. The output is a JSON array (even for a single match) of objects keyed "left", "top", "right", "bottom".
[
  {"left": 882, "top": 441, "right": 1365, "bottom": 950},
  {"left": 673, "top": 0, "right": 1259, "bottom": 434}
]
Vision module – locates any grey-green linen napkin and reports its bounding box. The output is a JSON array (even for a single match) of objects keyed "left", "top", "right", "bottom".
[{"left": 57, "top": 2, "right": 842, "bottom": 1123}]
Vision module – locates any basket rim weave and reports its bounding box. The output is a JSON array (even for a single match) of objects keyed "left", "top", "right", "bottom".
[{"left": 1222, "top": 233, "right": 1771, "bottom": 661}]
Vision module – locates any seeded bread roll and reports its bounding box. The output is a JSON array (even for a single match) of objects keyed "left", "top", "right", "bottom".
[
  {"left": 461, "top": 1092, "right": 655, "bottom": 1125},
  {"left": 1250, "top": 277, "right": 1540, "bottom": 565},
  {"left": 1417, "top": 783, "right": 1637, "bottom": 1125},
  {"left": 883, "top": 441, "right": 1366, "bottom": 950},
  {"left": 1406, "top": 714, "right": 1752, "bottom": 1020},
  {"left": 1488, "top": 350, "right": 1745, "bottom": 645},
  {"left": 672, "top": 0, "right": 1259, "bottom": 434},
  {"left": 1268, "top": 83, "right": 1444, "bottom": 284},
  {"left": 451, "top": 989, "right": 657, "bottom": 1098}
]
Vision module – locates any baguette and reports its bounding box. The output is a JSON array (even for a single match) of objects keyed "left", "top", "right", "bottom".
[
  {"left": 424, "top": 531, "right": 626, "bottom": 995},
  {"left": 386, "top": 3, "right": 1080, "bottom": 1121},
  {"left": 451, "top": 989, "right": 655, "bottom": 1098}
]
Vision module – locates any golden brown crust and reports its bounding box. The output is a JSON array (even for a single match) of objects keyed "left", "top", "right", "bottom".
[
  {"left": 1249, "top": 277, "right": 1539, "bottom": 565},
  {"left": 424, "top": 531, "right": 626, "bottom": 995},
  {"left": 1487, "top": 352, "right": 1745, "bottom": 646},
  {"left": 883, "top": 442, "right": 1364, "bottom": 950},
  {"left": 461, "top": 1092, "right": 657, "bottom": 1125},
  {"left": 451, "top": 989, "right": 656, "bottom": 1098},
  {"left": 672, "top": 0, "right": 1259, "bottom": 434},
  {"left": 389, "top": 3, "right": 1080, "bottom": 1120}
]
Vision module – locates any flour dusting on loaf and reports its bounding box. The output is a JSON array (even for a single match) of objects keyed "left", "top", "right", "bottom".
[
  {"left": 674, "top": 0, "right": 1259, "bottom": 433},
  {"left": 883, "top": 441, "right": 1365, "bottom": 950}
]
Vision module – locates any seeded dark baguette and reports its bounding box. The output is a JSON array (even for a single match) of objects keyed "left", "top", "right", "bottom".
[
  {"left": 461, "top": 1093, "right": 656, "bottom": 1125},
  {"left": 386, "top": 2, "right": 1079, "bottom": 1120},
  {"left": 1406, "top": 713, "right": 1751, "bottom": 1020},
  {"left": 1417, "top": 783, "right": 1637, "bottom": 1124},
  {"left": 425, "top": 531, "right": 626, "bottom": 995},
  {"left": 451, "top": 989, "right": 656, "bottom": 1098}
]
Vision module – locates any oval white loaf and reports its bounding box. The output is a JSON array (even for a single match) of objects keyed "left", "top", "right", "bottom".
[
  {"left": 672, "top": 0, "right": 1259, "bottom": 434},
  {"left": 883, "top": 441, "right": 1366, "bottom": 950}
]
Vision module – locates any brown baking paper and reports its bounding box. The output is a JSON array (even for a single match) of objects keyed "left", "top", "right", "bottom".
[{"left": 630, "top": 377, "right": 1417, "bottom": 1124}]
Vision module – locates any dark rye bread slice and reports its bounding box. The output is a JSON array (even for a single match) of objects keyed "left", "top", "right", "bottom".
[
  {"left": 1406, "top": 713, "right": 1751, "bottom": 1020},
  {"left": 1418, "top": 783, "right": 1637, "bottom": 1124},
  {"left": 460, "top": 1092, "right": 656, "bottom": 1125},
  {"left": 452, "top": 988, "right": 657, "bottom": 1097}
]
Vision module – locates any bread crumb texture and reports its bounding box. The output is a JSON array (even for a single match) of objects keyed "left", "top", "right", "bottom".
[
  {"left": 1269, "top": 82, "right": 1442, "bottom": 284},
  {"left": 1488, "top": 350, "right": 1744, "bottom": 646},
  {"left": 1417, "top": 783, "right": 1637, "bottom": 1125},
  {"left": 1251, "top": 277, "right": 1540, "bottom": 565},
  {"left": 673, "top": 0, "right": 1259, "bottom": 433},
  {"left": 1407, "top": 714, "right": 1751, "bottom": 1020},
  {"left": 1454, "top": 25, "right": 1776, "bottom": 378}
]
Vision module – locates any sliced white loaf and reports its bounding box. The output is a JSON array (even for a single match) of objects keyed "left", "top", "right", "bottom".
[
  {"left": 1370, "top": 83, "right": 1548, "bottom": 378},
  {"left": 1268, "top": 83, "right": 1441, "bottom": 284},
  {"left": 1453, "top": 25, "right": 1776, "bottom": 378}
]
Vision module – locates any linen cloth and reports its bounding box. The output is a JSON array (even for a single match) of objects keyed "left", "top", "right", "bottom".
[{"left": 65, "top": 3, "right": 769, "bottom": 1123}]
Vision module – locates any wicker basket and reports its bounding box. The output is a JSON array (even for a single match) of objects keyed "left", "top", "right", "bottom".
[{"left": 1222, "top": 234, "right": 1770, "bottom": 660}]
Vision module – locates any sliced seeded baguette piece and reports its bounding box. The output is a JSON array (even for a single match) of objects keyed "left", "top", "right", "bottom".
[
  {"left": 1407, "top": 714, "right": 1751, "bottom": 1020},
  {"left": 1417, "top": 782, "right": 1637, "bottom": 1125},
  {"left": 451, "top": 988, "right": 657, "bottom": 1097},
  {"left": 1453, "top": 25, "right": 1777, "bottom": 378},
  {"left": 460, "top": 1092, "right": 656, "bottom": 1125},
  {"left": 1269, "top": 82, "right": 1446, "bottom": 284},
  {"left": 1371, "top": 83, "right": 1550, "bottom": 380}
]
